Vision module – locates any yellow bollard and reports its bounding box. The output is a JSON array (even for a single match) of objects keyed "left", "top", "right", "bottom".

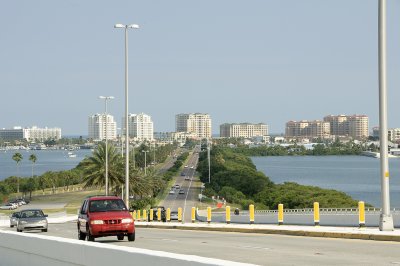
[
  {"left": 137, "top": 210, "right": 141, "bottom": 221},
  {"left": 167, "top": 208, "right": 171, "bottom": 222},
  {"left": 359, "top": 201, "right": 365, "bottom": 227},
  {"left": 226, "top": 206, "right": 231, "bottom": 224},
  {"left": 132, "top": 210, "right": 136, "bottom": 221},
  {"left": 143, "top": 209, "right": 147, "bottom": 221},
  {"left": 313, "top": 202, "right": 320, "bottom": 226},
  {"left": 149, "top": 209, "right": 154, "bottom": 221},
  {"left": 249, "top": 204, "right": 255, "bottom": 224},
  {"left": 178, "top": 207, "right": 182, "bottom": 222},
  {"left": 207, "top": 206, "right": 212, "bottom": 224},
  {"left": 278, "top": 204, "right": 284, "bottom": 225},
  {"left": 191, "top": 207, "right": 196, "bottom": 223},
  {"left": 157, "top": 208, "right": 161, "bottom": 222}
]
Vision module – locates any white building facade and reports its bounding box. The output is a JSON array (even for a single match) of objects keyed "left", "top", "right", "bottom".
[
  {"left": 175, "top": 113, "right": 212, "bottom": 139},
  {"left": 88, "top": 114, "right": 117, "bottom": 141},
  {"left": 220, "top": 123, "right": 269, "bottom": 138},
  {"left": 122, "top": 113, "right": 154, "bottom": 141},
  {"left": 0, "top": 126, "right": 61, "bottom": 141}
]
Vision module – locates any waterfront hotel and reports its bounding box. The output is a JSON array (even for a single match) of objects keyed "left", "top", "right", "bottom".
[
  {"left": 0, "top": 126, "right": 61, "bottom": 141},
  {"left": 175, "top": 113, "right": 212, "bottom": 139},
  {"left": 220, "top": 123, "right": 269, "bottom": 138}
]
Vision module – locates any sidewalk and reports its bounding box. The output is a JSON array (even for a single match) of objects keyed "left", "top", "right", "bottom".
[{"left": 135, "top": 221, "right": 400, "bottom": 242}]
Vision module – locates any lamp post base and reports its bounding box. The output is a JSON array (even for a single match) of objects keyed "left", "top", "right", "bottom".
[{"left": 379, "top": 214, "right": 394, "bottom": 231}]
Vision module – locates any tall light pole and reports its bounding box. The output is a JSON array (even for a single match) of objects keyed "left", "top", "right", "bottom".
[
  {"left": 114, "top": 23, "right": 139, "bottom": 207},
  {"left": 207, "top": 138, "right": 211, "bottom": 183},
  {"left": 378, "top": 0, "right": 393, "bottom": 231},
  {"left": 142, "top": 150, "right": 149, "bottom": 175},
  {"left": 99, "top": 96, "right": 114, "bottom": 196}
]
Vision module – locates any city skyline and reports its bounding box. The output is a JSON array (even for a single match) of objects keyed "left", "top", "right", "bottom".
[{"left": 1, "top": 1, "right": 400, "bottom": 135}]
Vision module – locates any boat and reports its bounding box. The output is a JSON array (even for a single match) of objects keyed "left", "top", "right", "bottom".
[
  {"left": 360, "top": 151, "right": 397, "bottom": 158},
  {"left": 68, "top": 151, "right": 77, "bottom": 158}
]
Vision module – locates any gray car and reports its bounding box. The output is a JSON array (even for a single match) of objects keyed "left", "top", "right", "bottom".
[
  {"left": 9, "top": 212, "right": 20, "bottom": 228},
  {"left": 16, "top": 209, "right": 48, "bottom": 232}
]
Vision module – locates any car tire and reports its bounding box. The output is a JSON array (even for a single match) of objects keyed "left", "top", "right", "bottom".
[
  {"left": 87, "top": 227, "right": 95, "bottom": 242},
  {"left": 78, "top": 227, "right": 86, "bottom": 240},
  {"left": 17, "top": 228, "right": 22, "bottom": 232},
  {"left": 10, "top": 225, "right": 14, "bottom": 228},
  {"left": 127, "top": 232, "right": 135, "bottom": 242},
  {"left": 117, "top": 234, "right": 124, "bottom": 241},
  {"left": 42, "top": 229, "right": 48, "bottom": 232}
]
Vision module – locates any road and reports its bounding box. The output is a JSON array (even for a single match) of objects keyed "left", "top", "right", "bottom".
[
  {"left": 159, "top": 147, "right": 201, "bottom": 223},
  {"left": 4, "top": 222, "right": 400, "bottom": 265}
]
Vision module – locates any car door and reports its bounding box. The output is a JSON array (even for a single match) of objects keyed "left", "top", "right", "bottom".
[{"left": 78, "top": 200, "right": 89, "bottom": 233}]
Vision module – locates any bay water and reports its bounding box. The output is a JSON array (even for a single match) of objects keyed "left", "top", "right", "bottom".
[
  {"left": 252, "top": 156, "right": 400, "bottom": 208},
  {"left": 0, "top": 149, "right": 93, "bottom": 180}
]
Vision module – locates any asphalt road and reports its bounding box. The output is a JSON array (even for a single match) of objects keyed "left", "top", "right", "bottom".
[{"left": 4, "top": 222, "right": 400, "bottom": 266}]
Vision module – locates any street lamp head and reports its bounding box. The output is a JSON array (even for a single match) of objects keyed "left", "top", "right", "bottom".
[
  {"left": 99, "top": 96, "right": 115, "bottom": 100},
  {"left": 114, "top": 24, "right": 125, "bottom": 28},
  {"left": 127, "top": 24, "right": 140, "bottom": 29}
]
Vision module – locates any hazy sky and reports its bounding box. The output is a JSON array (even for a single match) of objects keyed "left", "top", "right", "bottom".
[{"left": 1, "top": 1, "right": 400, "bottom": 135}]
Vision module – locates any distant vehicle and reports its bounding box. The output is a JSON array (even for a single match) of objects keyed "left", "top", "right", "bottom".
[
  {"left": 180, "top": 172, "right": 185, "bottom": 176},
  {"left": 9, "top": 212, "right": 20, "bottom": 227},
  {"left": 77, "top": 196, "right": 135, "bottom": 242},
  {"left": 179, "top": 189, "right": 185, "bottom": 195},
  {"left": 190, "top": 166, "right": 194, "bottom": 169},
  {"left": 0, "top": 203, "right": 16, "bottom": 210},
  {"left": 184, "top": 176, "right": 190, "bottom": 181},
  {"left": 170, "top": 211, "right": 178, "bottom": 220},
  {"left": 16, "top": 209, "right": 48, "bottom": 232},
  {"left": 169, "top": 190, "right": 175, "bottom": 195},
  {"left": 184, "top": 165, "right": 188, "bottom": 168},
  {"left": 175, "top": 184, "right": 180, "bottom": 189}
]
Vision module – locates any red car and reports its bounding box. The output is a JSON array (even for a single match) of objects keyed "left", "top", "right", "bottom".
[{"left": 77, "top": 196, "right": 135, "bottom": 242}]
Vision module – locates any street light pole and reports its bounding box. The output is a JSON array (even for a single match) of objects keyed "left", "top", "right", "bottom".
[
  {"left": 114, "top": 23, "right": 139, "bottom": 207},
  {"left": 99, "top": 96, "right": 114, "bottom": 196},
  {"left": 378, "top": 0, "right": 393, "bottom": 231},
  {"left": 207, "top": 138, "right": 211, "bottom": 183},
  {"left": 142, "top": 150, "right": 149, "bottom": 175}
]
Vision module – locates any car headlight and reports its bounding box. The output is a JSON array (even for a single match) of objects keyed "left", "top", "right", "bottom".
[
  {"left": 91, "top": 220, "right": 104, "bottom": 225},
  {"left": 19, "top": 221, "right": 27, "bottom": 224},
  {"left": 121, "top": 218, "right": 133, "bottom": 224}
]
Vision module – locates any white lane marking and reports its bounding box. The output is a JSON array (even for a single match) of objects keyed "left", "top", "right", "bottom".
[
  {"left": 162, "top": 238, "right": 178, "bottom": 242},
  {"left": 239, "top": 245, "right": 271, "bottom": 251}
]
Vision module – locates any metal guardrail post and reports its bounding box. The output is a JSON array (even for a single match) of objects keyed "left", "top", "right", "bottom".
[
  {"left": 143, "top": 209, "right": 147, "bottom": 221},
  {"left": 137, "top": 210, "right": 141, "bottom": 221},
  {"left": 278, "top": 204, "right": 284, "bottom": 225},
  {"left": 132, "top": 210, "right": 136, "bottom": 221},
  {"left": 226, "top": 206, "right": 231, "bottom": 224},
  {"left": 314, "top": 202, "right": 320, "bottom": 226},
  {"left": 157, "top": 208, "right": 161, "bottom": 222},
  {"left": 359, "top": 201, "right": 365, "bottom": 228},
  {"left": 149, "top": 209, "right": 153, "bottom": 221}
]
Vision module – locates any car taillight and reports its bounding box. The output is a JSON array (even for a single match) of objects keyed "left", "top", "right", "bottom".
[
  {"left": 91, "top": 220, "right": 104, "bottom": 225},
  {"left": 121, "top": 218, "right": 133, "bottom": 224}
]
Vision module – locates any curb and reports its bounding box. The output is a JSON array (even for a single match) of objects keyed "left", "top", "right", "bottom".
[{"left": 136, "top": 223, "right": 400, "bottom": 242}]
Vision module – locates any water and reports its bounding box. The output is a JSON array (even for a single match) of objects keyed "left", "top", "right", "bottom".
[
  {"left": 251, "top": 156, "right": 400, "bottom": 208},
  {"left": 0, "top": 149, "right": 93, "bottom": 180}
]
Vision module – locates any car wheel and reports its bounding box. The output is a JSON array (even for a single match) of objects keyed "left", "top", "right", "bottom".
[
  {"left": 87, "top": 227, "right": 95, "bottom": 242},
  {"left": 42, "top": 229, "right": 48, "bottom": 232},
  {"left": 10, "top": 225, "right": 14, "bottom": 228},
  {"left": 127, "top": 232, "right": 135, "bottom": 242},
  {"left": 78, "top": 227, "right": 86, "bottom": 240},
  {"left": 117, "top": 234, "right": 124, "bottom": 241},
  {"left": 17, "top": 228, "right": 22, "bottom": 232}
]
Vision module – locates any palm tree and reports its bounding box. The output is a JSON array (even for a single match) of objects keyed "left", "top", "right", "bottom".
[
  {"left": 12, "top": 152, "right": 23, "bottom": 193},
  {"left": 80, "top": 143, "right": 124, "bottom": 193},
  {"left": 29, "top": 154, "right": 37, "bottom": 178}
]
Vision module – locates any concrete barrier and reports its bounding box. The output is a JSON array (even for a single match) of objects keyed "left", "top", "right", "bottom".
[{"left": 0, "top": 231, "right": 256, "bottom": 266}]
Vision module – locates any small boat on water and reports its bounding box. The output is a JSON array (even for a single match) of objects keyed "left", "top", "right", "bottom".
[
  {"left": 68, "top": 151, "right": 77, "bottom": 158},
  {"left": 361, "top": 151, "right": 397, "bottom": 158}
]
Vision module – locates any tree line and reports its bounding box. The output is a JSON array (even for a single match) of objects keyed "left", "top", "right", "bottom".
[{"left": 197, "top": 146, "right": 364, "bottom": 210}]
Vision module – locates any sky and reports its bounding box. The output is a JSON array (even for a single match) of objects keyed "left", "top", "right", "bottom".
[{"left": 1, "top": 1, "right": 400, "bottom": 135}]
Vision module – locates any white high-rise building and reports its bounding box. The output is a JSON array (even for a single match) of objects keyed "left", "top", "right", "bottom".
[
  {"left": 323, "top": 114, "right": 369, "bottom": 140},
  {"left": 175, "top": 113, "right": 212, "bottom": 139},
  {"left": 122, "top": 113, "right": 154, "bottom": 141},
  {"left": 88, "top": 114, "right": 117, "bottom": 141}
]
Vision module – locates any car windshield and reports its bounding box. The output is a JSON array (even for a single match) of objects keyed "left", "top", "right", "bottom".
[
  {"left": 89, "top": 199, "right": 127, "bottom": 212},
  {"left": 20, "top": 210, "right": 44, "bottom": 218}
]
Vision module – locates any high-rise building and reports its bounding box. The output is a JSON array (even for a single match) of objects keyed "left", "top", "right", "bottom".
[
  {"left": 220, "top": 123, "right": 268, "bottom": 138},
  {"left": 88, "top": 114, "right": 117, "bottom": 141},
  {"left": 0, "top": 126, "right": 61, "bottom": 141},
  {"left": 323, "top": 114, "right": 369, "bottom": 140},
  {"left": 372, "top": 127, "right": 400, "bottom": 142},
  {"left": 285, "top": 120, "right": 330, "bottom": 139},
  {"left": 122, "top": 113, "right": 154, "bottom": 141},
  {"left": 175, "top": 113, "right": 212, "bottom": 139}
]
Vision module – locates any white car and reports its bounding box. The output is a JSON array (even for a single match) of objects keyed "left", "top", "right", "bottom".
[
  {"left": 169, "top": 190, "right": 175, "bottom": 195},
  {"left": 0, "top": 203, "right": 15, "bottom": 210}
]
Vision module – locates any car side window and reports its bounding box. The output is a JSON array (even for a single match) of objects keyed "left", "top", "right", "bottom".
[{"left": 80, "top": 200, "right": 88, "bottom": 214}]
